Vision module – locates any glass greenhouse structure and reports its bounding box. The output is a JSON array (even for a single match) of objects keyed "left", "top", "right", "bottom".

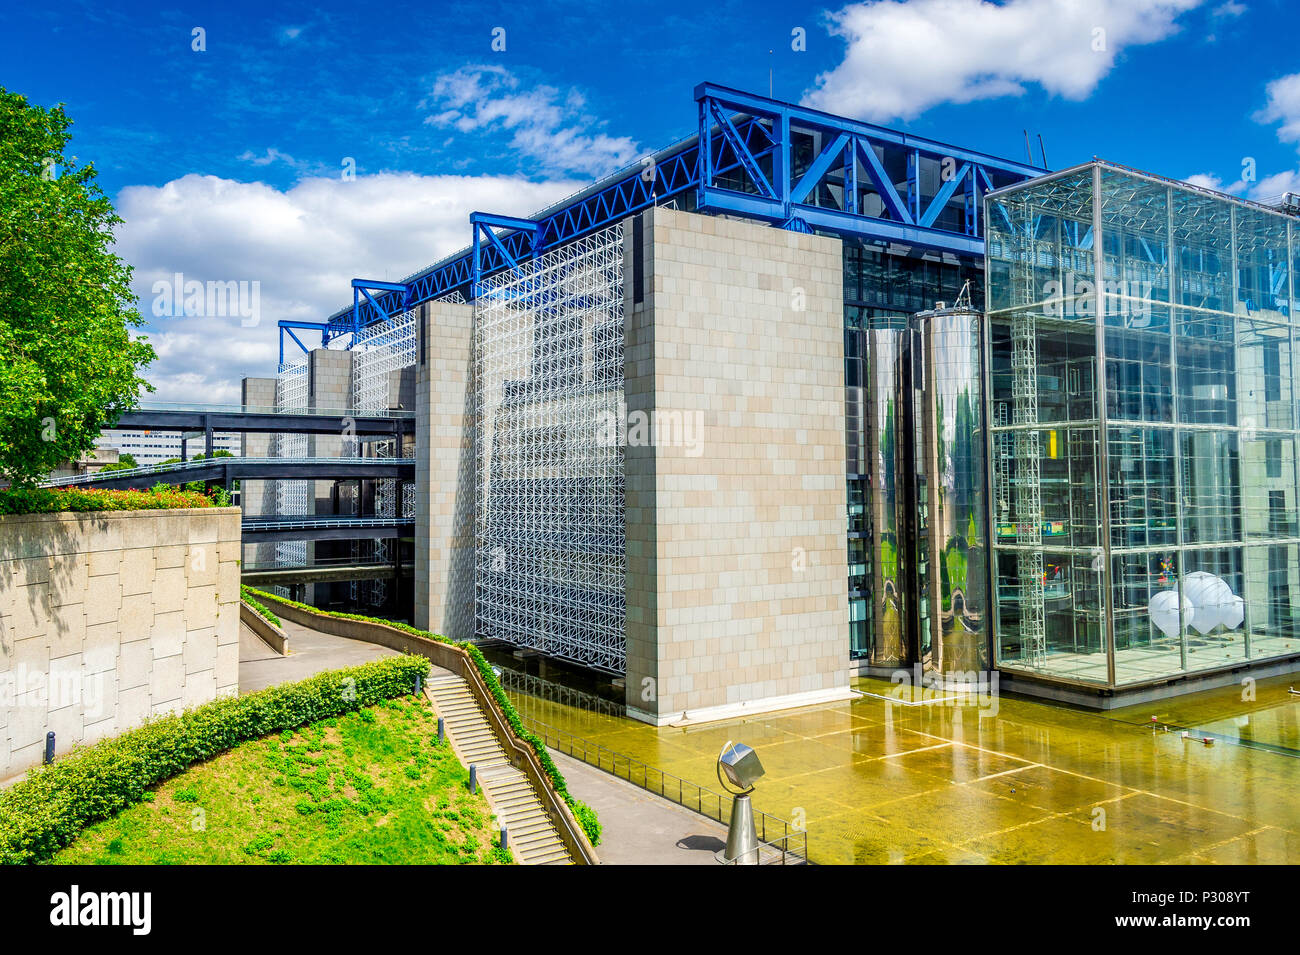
[{"left": 985, "top": 160, "right": 1300, "bottom": 688}]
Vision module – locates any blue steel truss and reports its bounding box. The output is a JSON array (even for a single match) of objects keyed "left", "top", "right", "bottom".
[
  {"left": 695, "top": 82, "right": 1044, "bottom": 257},
  {"left": 287, "top": 81, "right": 1046, "bottom": 352}
]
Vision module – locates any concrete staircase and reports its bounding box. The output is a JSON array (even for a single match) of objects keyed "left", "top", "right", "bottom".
[{"left": 426, "top": 674, "right": 573, "bottom": 865}]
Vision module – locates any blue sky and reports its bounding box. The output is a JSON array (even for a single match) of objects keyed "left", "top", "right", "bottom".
[{"left": 4, "top": 0, "right": 1300, "bottom": 400}]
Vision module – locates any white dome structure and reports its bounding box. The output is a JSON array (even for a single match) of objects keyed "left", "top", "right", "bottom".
[{"left": 1148, "top": 589, "right": 1193, "bottom": 639}]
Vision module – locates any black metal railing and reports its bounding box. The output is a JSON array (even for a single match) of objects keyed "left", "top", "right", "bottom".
[
  {"left": 497, "top": 667, "right": 627, "bottom": 719},
  {"left": 524, "top": 717, "right": 808, "bottom": 864}
]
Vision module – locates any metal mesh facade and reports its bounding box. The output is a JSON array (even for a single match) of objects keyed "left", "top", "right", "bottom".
[
  {"left": 473, "top": 224, "right": 627, "bottom": 672},
  {"left": 351, "top": 308, "right": 418, "bottom": 605}
]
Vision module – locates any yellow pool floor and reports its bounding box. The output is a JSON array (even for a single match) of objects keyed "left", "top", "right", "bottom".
[{"left": 510, "top": 669, "right": 1300, "bottom": 864}]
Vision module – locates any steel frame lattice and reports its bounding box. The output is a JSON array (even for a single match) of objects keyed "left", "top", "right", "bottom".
[
  {"left": 473, "top": 223, "right": 627, "bottom": 673},
  {"left": 273, "top": 359, "right": 310, "bottom": 570}
]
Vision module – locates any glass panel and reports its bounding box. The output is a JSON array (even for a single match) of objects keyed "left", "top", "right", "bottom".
[
  {"left": 1105, "top": 319, "right": 1173, "bottom": 422},
  {"left": 1108, "top": 426, "right": 1177, "bottom": 549},
  {"left": 1179, "top": 430, "right": 1240, "bottom": 545},
  {"left": 995, "top": 550, "right": 1107, "bottom": 683},
  {"left": 1235, "top": 204, "right": 1291, "bottom": 322},
  {"left": 1180, "top": 547, "right": 1248, "bottom": 673},
  {"left": 1112, "top": 551, "right": 1184, "bottom": 684},
  {"left": 1235, "top": 317, "right": 1293, "bottom": 430},
  {"left": 986, "top": 169, "right": 1094, "bottom": 316},
  {"left": 1291, "top": 220, "right": 1298, "bottom": 321},
  {"left": 1247, "top": 543, "right": 1300, "bottom": 660},
  {"left": 1240, "top": 433, "right": 1297, "bottom": 540},
  {"left": 1176, "top": 324, "right": 1236, "bottom": 425},
  {"left": 1099, "top": 167, "right": 1172, "bottom": 319}
]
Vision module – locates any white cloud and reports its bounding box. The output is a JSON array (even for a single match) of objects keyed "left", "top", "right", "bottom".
[
  {"left": 1183, "top": 169, "right": 1300, "bottom": 206},
  {"left": 114, "top": 171, "right": 579, "bottom": 403},
  {"left": 1256, "top": 72, "right": 1300, "bottom": 148},
  {"left": 804, "top": 0, "right": 1203, "bottom": 121},
  {"left": 1183, "top": 173, "right": 1229, "bottom": 191},
  {"left": 238, "top": 147, "right": 300, "bottom": 168},
  {"left": 1244, "top": 168, "right": 1300, "bottom": 204},
  {"left": 424, "top": 65, "right": 641, "bottom": 177}
]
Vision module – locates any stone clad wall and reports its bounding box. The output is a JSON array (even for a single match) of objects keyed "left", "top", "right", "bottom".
[
  {"left": 414, "top": 300, "right": 477, "bottom": 640},
  {"left": 625, "top": 207, "right": 851, "bottom": 724},
  {"left": 0, "top": 507, "right": 241, "bottom": 779}
]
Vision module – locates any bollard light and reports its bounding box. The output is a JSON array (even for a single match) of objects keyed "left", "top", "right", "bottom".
[
  {"left": 437, "top": 717, "right": 445, "bottom": 742},
  {"left": 500, "top": 826, "right": 508, "bottom": 851},
  {"left": 43, "top": 731, "right": 55, "bottom": 765},
  {"left": 469, "top": 763, "right": 477, "bottom": 794},
  {"left": 414, "top": 673, "right": 422, "bottom": 697}
]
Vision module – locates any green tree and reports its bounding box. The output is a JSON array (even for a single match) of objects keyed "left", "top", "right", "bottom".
[
  {"left": 0, "top": 87, "right": 155, "bottom": 486},
  {"left": 98, "top": 451, "right": 138, "bottom": 472}
]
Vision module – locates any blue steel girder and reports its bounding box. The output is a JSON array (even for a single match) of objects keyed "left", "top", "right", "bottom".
[
  {"left": 325, "top": 82, "right": 1045, "bottom": 338},
  {"left": 351, "top": 278, "right": 412, "bottom": 339},
  {"left": 471, "top": 212, "right": 541, "bottom": 298},
  {"left": 693, "top": 82, "right": 1044, "bottom": 254},
  {"left": 277, "top": 320, "right": 331, "bottom": 366},
  {"left": 323, "top": 137, "right": 711, "bottom": 337}
]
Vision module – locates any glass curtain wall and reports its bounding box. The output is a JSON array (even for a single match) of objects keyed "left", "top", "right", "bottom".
[{"left": 986, "top": 162, "right": 1300, "bottom": 687}]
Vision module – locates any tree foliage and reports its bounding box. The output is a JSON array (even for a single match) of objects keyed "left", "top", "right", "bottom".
[{"left": 0, "top": 87, "right": 155, "bottom": 485}]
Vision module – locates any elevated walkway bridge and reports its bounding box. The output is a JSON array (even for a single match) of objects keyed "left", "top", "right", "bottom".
[
  {"left": 241, "top": 561, "right": 408, "bottom": 586},
  {"left": 44, "top": 456, "right": 414, "bottom": 490},
  {"left": 112, "top": 402, "right": 414, "bottom": 438},
  {"left": 241, "top": 515, "right": 414, "bottom": 543}
]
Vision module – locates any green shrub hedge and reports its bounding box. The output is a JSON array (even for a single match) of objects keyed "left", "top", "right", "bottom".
[
  {"left": 242, "top": 587, "right": 602, "bottom": 848},
  {"left": 0, "top": 486, "right": 214, "bottom": 515},
  {"left": 240, "top": 585, "right": 282, "bottom": 628},
  {"left": 0, "top": 654, "right": 430, "bottom": 865}
]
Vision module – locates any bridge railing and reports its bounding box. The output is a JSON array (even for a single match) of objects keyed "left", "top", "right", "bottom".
[
  {"left": 44, "top": 456, "right": 406, "bottom": 487},
  {"left": 127, "top": 401, "right": 414, "bottom": 418},
  {"left": 242, "top": 515, "right": 413, "bottom": 529}
]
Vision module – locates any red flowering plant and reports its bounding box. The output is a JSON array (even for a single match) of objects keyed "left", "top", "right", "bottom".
[{"left": 0, "top": 485, "right": 216, "bottom": 515}]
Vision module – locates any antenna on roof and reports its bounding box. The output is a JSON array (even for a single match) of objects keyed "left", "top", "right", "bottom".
[
  {"left": 955, "top": 280, "right": 973, "bottom": 311},
  {"left": 1037, "top": 133, "right": 1048, "bottom": 169},
  {"left": 1024, "top": 130, "right": 1032, "bottom": 165}
]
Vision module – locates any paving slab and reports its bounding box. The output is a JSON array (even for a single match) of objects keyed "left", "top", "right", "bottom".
[
  {"left": 237, "top": 618, "right": 397, "bottom": 694},
  {"left": 550, "top": 750, "right": 731, "bottom": 865}
]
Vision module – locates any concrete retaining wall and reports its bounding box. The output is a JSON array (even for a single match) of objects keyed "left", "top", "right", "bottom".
[
  {"left": 240, "top": 601, "right": 288, "bottom": 655},
  {"left": 0, "top": 507, "right": 241, "bottom": 779}
]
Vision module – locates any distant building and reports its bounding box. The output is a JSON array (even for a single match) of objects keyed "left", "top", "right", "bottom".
[
  {"left": 94, "top": 429, "right": 240, "bottom": 466},
  {"left": 46, "top": 446, "right": 121, "bottom": 481}
]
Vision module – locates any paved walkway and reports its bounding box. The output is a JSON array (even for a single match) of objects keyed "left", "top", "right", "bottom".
[
  {"left": 551, "top": 750, "right": 730, "bottom": 865},
  {"left": 237, "top": 618, "right": 397, "bottom": 694}
]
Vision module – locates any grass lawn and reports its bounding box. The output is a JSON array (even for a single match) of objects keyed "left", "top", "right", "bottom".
[{"left": 54, "top": 695, "right": 512, "bottom": 865}]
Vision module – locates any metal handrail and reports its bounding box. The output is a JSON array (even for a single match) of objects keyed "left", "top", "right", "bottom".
[
  {"left": 242, "top": 515, "right": 412, "bottom": 530},
  {"left": 715, "top": 832, "right": 805, "bottom": 866},
  {"left": 497, "top": 667, "right": 627, "bottom": 718},
  {"left": 523, "top": 717, "right": 808, "bottom": 865},
  {"left": 130, "top": 401, "right": 415, "bottom": 418}
]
